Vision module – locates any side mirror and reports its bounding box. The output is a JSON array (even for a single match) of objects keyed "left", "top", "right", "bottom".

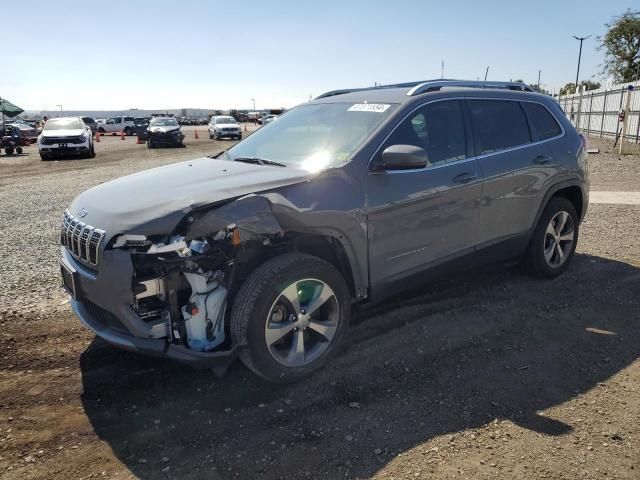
[{"left": 374, "top": 144, "right": 429, "bottom": 171}]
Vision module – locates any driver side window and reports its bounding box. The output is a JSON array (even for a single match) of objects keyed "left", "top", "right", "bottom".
[{"left": 385, "top": 100, "right": 467, "bottom": 167}]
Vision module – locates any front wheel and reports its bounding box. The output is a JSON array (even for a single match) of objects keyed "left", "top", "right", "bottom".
[
  {"left": 40, "top": 152, "right": 50, "bottom": 161},
  {"left": 230, "top": 253, "right": 351, "bottom": 383},
  {"left": 525, "top": 197, "right": 579, "bottom": 278}
]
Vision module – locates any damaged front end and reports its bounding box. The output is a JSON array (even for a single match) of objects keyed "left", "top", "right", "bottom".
[{"left": 92, "top": 195, "right": 286, "bottom": 371}]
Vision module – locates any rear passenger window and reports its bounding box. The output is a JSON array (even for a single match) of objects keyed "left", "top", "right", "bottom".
[
  {"left": 469, "top": 100, "right": 531, "bottom": 155},
  {"left": 386, "top": 100, "right": 466, "bottom": 167},
  {"left": 521, "top": 102, "right": 562, "bottom": 140}
]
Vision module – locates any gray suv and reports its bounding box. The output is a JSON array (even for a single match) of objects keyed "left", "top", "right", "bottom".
[{"left": 60, "top": 79, "right": 589, "bottom": 382}]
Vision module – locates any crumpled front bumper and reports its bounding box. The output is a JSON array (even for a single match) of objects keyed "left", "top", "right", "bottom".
[{"left": 62, "top": 247, "right": 240, "bottom": 369}]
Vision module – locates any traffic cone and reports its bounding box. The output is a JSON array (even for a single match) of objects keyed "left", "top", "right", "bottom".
[
  {"left": 194, "top": 129, "right": 199, "bottom": 140},
  {"left": 121, "top": 130, "right": 125, "bottom": 140},
  {"left": 95, "top": 130, "right": 101, "bottom": 142}
]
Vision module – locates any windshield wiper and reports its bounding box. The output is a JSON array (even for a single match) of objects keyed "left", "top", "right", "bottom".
[{"left": 233, "top": 156, "right": 287, "bottom": 167}]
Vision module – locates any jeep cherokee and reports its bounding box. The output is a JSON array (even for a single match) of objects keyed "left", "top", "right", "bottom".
[{"left": 60, "top": 79, "right": 589, "bottom": 382}]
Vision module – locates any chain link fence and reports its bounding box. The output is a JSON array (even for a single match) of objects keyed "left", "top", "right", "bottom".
[{"left": 557, "top": 80, "right": 640, "bottom": 143}]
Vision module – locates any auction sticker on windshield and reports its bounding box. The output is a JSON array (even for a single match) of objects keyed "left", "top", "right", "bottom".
[{"left": 348, "top": 103, "right": 391, "bottom": 113}]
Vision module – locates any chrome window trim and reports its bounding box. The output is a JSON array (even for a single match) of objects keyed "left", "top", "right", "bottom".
[{"left": 368, "top": 97, "right": 566, "bottom": 175}]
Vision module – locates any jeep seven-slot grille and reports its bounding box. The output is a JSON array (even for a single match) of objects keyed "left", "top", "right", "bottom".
[{"left": 61, "top": 210, "right": 105, "bottom": 265}]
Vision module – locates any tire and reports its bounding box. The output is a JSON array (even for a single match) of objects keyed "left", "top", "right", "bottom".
[
  {"left": 209, "top": 133, "right": 214, "bottom": 140},
  {"left": 5, "top": 147, "right": 14, "bottom": 155},
  {"left": 16, "top": 147, "right": 23, "bottom": 154},
  {"left": 98, "top": 127, "right": 105, "bottom": 134},
  {"left": 89, "top": 142, "right": 96, "bottom": 158},
  {"left": 236, "top": 135, "right": 242, "bottom": 140},
  {"left": 40, "top": 152, "right": 50, "bottom": 161},
  {"left": 230, "top": 253, "right": 351, "bottom": 383},
  {"left": 124, "top": 127, "right": 132, "bottom": 136},
  {"left": 525, "top": 197, "right": 579, "bottom": 278},
  {"left": 147, "top": 140, "right": 154, "bottom": 149}
]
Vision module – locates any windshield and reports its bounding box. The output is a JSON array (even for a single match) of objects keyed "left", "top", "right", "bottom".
[
  {"left": 44, "top": 118, "right": 85, "bottom": 130},
  {"left": 215, "top": 117, "right": 236, "bottom": 124},
  {"left": 225, "top": 102, "right": 397, "bottom": 171},
  {"left": 150, "top": 118, "right": 178, "bottom": 127}
]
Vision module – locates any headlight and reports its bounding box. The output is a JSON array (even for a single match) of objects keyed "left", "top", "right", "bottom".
[{"left": 79, "top": 134, "right": 87, "bottom": 142}]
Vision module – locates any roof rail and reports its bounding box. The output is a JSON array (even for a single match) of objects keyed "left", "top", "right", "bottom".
[
  {"left": 407, "top": 80, "right": 534, "bottom": 96},
  {"left": 314, "top": 79, "right": 534, "bottom": 100},
  {"left": 315, "top": 80, "right": 434, "bottom": 100}
]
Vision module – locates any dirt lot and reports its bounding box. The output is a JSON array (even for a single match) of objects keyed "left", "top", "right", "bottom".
[{"left": 0, "top": 134, "right": 639, "bottom": 480}]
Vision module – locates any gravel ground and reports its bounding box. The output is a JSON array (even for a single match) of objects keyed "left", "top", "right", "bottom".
[{"left": 0, "top": 134, "right": 639, "bottom": 480}]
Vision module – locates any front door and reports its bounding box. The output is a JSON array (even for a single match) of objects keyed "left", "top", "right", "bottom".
[{"left": 366, "top": 99, "right": 483, "bottom": 290}]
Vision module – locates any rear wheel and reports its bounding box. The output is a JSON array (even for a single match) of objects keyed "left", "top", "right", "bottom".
[
  {"left": 16, "top": 147, "right": 23, "bottom": 154},
  {"left": 98, "top": 127, "right": 105, "bottom": 134},
  {"left": 124, "top": 127, "right": 132, "bottom": 136},
  {"left": 230, "top": 253, "right": 350, "bottom": 383},
  {"left": 525, "top": 197, "right": 578, "bottom": 278},
  {"left": 5, "top": 147, "right": 14, "bottom": 155}
]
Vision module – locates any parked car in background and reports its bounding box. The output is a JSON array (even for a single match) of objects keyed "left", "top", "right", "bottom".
[
  {"left": 38, "top": 116, "right": 95, "bottom": 160},
  {"left": 208, "top": 115, "right": 242, "bottom": 140},
  {"left": 96, "top": 118, "right": 106, "bottom": 125},
  {"left": 81, "top": 117, "right": 98, "bottom": 136},
  {"left": 147, "top": 116, "right": 184, "bottom": 148},
  {"left": 59, "top": 79, "right": 588, "bottom": 383},
  {"left": 260, "top": 114, "right": 278, "bottom": 125},
  {"left": 97, "top": 116, "right": 135, "bottom": 135},
  {"left": 4, "top": 122, "right": 38, "bottom": 141}
]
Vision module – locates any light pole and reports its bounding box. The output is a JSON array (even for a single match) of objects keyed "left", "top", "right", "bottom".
[
  {"left": 572, "top": 35, "right": 591, "bottom": 91},
  {"left": 251, "top": 98, "right": 256, "bottom": 112},
  {"left": 56, "top": 104, "right": 63, "bottom": 117}
]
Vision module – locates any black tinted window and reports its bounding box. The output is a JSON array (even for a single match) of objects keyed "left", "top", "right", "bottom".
[
  {"left": 124, "top": 116, "right": 134, "bottom": 122},
  {"left": 469, "top": 100, "right": 531, "bottom": 154},
  {"left": 386, "top": 100, "right": 466, "bottom": 166},
  {"left": 522, "top": 102, "right": 562, "bottom": 140}
]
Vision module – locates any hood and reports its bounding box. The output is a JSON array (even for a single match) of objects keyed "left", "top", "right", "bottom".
[
  {"left": 41, "top": 128, "right": 85, "bottom": 137},
  {"left": 148, "top": 126, "right": 180, "bottom": 134},
  {"left": 69, "top": 157, "right": 311, "bottom": 238}
]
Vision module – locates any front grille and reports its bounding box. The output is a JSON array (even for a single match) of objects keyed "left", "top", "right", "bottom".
[
  {"left": 42, "top": 136, "right": 84, "bottom": 145},
  {"left": 61, "top": 210, "right": 105, "bottom": 266},
  {"left": 221, "top": 128, "right": 238, "bottom": 132}
]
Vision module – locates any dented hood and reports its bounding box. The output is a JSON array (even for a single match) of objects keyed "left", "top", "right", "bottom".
[{"left": 69, "top": 157, "right": 311, "bottom": 238}]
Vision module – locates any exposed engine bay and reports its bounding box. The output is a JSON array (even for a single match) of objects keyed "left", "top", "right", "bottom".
[{"left": 119, "top": 195, "right": 288, "bottom": 354}]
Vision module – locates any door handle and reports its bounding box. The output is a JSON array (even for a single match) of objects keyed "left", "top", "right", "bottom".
[
  {"left": 533, "top": 155, "right": 552, "bottom": 165},
  {"left": 452, "top": 172, "right": 478, "bottom": 184}
]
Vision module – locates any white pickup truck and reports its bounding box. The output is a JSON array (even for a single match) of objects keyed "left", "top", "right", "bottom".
[{"left": 97, "top": 116, "right": 136, "bottom": 135}]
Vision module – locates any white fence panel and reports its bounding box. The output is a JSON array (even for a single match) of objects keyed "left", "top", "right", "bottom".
[{"left": 557, "top": 80, "right": 640, "bottom": 143}]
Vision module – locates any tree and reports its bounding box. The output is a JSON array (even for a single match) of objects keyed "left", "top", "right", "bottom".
[
  {"left": 599, "top": 10, "right": 640, "bottom": 82},
  {"left": 559, "top": 80, "right": 601, "bottom": 95}
]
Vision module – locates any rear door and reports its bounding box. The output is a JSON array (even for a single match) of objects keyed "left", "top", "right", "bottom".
[
  {"left": 366, "top": 99, "right": 483, "bottom": 289},
  {"left": 467, "top": 99, "right": 553, "bottom": 246}
]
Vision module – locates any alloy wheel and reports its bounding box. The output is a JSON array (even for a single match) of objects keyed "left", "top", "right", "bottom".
[
  {"left": 544, "top": 210, "right": 575, "bottom": 267},
  {"left": 265, "top": 279, "right": 340, "bottom": 367}
]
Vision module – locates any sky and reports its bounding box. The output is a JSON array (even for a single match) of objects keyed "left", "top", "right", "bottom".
[{"left": 3, "top": 0, "right": 638, "bottom": 112}]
